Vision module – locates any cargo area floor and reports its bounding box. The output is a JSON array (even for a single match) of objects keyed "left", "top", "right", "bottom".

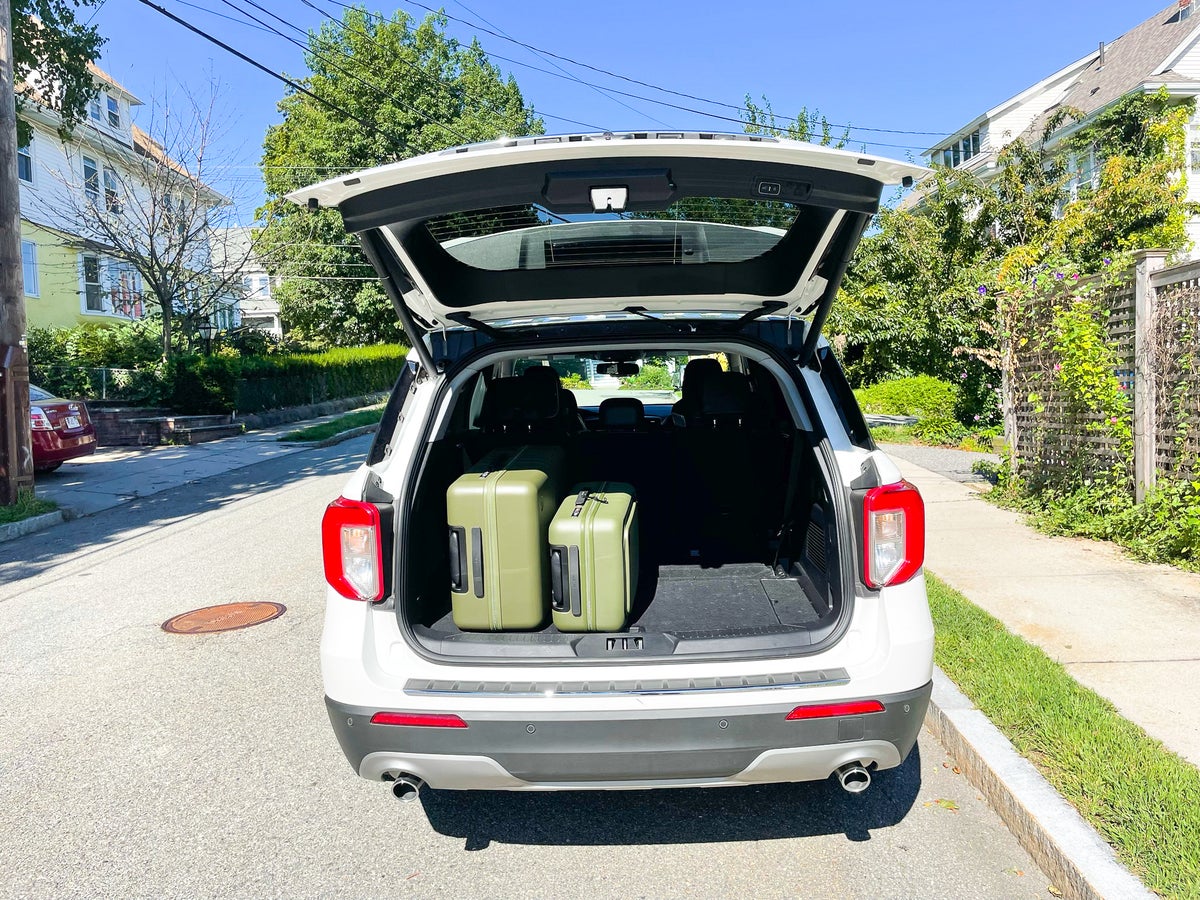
[
  {"left": 426, "top": 563, "right": 824, "bottom": 635},
  {"left": 631, "top": 563, "right": 823, "bottom": 632}
]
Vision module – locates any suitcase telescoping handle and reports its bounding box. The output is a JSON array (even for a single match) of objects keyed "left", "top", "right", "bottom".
[{"left": 449, "top": 527, "right": 467, "bottom": 593}]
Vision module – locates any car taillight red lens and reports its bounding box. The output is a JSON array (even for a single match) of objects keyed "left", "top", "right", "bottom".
[
  {"left": 786, "top": 700, "right": 885, "bottom": 720},
  {"left": 863, "top": 480, "right": 925, "bottom": 589},
  {"left": 29, "top": 407, "right": 53, "bottom": 431},
  {"left": 370, "top": 712, "right": 468, "bottom": 728},
  {"left": 322, "top": 497, "right": 383, "bottom": 601}
]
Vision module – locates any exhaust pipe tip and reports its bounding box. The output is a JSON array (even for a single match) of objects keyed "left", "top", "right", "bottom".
[
  {"left": 385, "top": 773, "right": 425, "bottom": 802},
  {"left": 836, "top": 763, "right": 871, "bottom": 794}
]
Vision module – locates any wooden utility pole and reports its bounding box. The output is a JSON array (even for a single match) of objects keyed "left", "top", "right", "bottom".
[{"left": 0, "top": 0, "right": 35, "bottom": 505}]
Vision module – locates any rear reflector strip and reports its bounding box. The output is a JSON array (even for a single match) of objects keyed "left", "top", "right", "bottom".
[
  {"left": 370, "top": 712, "right": 469, "bottom": 728},
  {"left": 785, "top": 700, "right": 885, "bottom": 720}
]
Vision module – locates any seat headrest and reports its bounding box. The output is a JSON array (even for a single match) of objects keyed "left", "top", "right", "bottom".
[
  {"left": 598, "top": 397, "right": 645, "bottom": 430},
  {"left": 522, "top": 365, "right": 562, "bottom": 387},
  {"left": 699, "top": 373, "right": 756, "bottom": 418},
  {"left": 477, "top": 376, "right": 560, "bottom": 429},
  {"left": 681, "top": 358, "right": 723, "bottom": 395}
]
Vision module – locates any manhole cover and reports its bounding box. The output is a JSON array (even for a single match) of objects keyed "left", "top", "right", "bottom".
[{"left": 162, "top": 602, "right": 286, "bottom": 634}]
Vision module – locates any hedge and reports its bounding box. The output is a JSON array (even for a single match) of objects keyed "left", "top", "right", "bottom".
[
  {"left": 172, "top": 345, "right": 408, "bottom": 414},
  {"left": 853, "top": 375, "right": 959, "bottom": 420}
]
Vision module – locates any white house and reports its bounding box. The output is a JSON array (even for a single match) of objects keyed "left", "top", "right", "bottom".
[
  {"left": 209, "top": 227, "right": 283, "bottom": 338},
  {"left": 16, "top": 62, "right": 236, "bottom": 331},
  {"left": 910, "top": 0, "right": 1200, "bottom": 249}
]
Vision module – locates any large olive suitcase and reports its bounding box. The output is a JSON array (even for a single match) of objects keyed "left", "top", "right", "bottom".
[
  {"left": 548, "top": 483, "right": 639, "bottom": 633},
  {"left": 446, "top": 445, "right": 564, "bottom": 631}
]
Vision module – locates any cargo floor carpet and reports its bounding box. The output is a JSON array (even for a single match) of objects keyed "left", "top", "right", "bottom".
[{"left": 631, "top": 564, "right": 822, "bottom": 632}]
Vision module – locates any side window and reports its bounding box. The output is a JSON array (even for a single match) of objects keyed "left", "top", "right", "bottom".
[
  {"left": 817, "top": 346, "right": 872, "bottom": 449},
  {"left": 367, "top": 360, "right": 418, "bottom": 465}
]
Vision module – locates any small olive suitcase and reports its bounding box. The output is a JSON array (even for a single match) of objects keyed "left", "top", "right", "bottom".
[
  {"left": 548, "top": 483, "right": 639, "bottom": 633},
  {"left": 446, "top": 445, "right": 564, "bottom": 631}
]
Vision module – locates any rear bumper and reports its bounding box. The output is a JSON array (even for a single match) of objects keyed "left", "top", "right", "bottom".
[
  {"left": 325, "top": 681, "right": 931, "bottom": 790},
  {"left": 33, "top": 428, "right": 97, "bottom": 466}
]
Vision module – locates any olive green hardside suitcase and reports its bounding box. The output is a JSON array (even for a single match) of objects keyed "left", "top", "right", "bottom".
[
  {"left": 548, "top": 483, "right": 639, "bottom": 633},
  {"left": 446, "top": 445, "right": 564, "bottom": 631}
]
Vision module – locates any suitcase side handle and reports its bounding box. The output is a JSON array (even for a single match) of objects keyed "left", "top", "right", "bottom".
[
  {"left": 471, "top": 527, "right": 485, "bottom": 599},
  {"left": 449, "top": 527, "right": 468, "bottom": 593},
  {"left": 550, "top": 546, "right": 567, "bottom": 612}
]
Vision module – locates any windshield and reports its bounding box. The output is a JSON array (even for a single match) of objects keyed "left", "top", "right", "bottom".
[{"left": 513, "top": 353, "right": 716, "bottom": 406}]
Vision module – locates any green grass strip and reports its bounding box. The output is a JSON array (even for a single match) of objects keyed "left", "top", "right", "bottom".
[
  {"left": 0, "top": 490, "right": 57, "bottom": 525},
  {"left": 927, "top": 574, "right": 1200, "bottom": 898},
  {"left": 278, "top": 407, "right": 385, "bottom": 443}
]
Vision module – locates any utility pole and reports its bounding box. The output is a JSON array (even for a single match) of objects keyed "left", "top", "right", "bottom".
[{"left": 0, "top": 0, "right": 34, "bottom": 505}]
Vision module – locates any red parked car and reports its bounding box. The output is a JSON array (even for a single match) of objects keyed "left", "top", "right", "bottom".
[{"left": 30, "top": 384, "right": 97, "bottom": 472}]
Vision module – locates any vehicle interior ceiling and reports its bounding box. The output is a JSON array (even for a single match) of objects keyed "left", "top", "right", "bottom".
[{"left": 401, "top": 345, "right": 844, "bottom": 644}]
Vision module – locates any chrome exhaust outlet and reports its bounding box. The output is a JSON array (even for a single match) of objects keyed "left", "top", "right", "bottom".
[
  {"left": 386, "top": 773, "right": 425, "bottom": 802},
  {"left": 836, "top": 763, "right": 871, "bottom": 794}
]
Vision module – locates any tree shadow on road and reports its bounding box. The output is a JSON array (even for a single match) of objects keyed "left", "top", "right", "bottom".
[
  {"left": 0, "top": 441, "right": 362, "bottom": 586},
  {"left": 420, "top": 744, "right": 922, "bottom": 850}
]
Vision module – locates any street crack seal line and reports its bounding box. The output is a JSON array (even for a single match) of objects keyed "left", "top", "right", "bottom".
[{"left": 161, "top": 602, "right": 287, "bottom": 634}]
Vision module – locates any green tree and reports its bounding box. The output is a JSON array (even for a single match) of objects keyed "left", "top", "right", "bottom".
[
  {"left": 258, "top": 6, "right": 543, "bottom": 346},
  {"left": 12, "top": 0, "right": 105, "bottom": 144}
]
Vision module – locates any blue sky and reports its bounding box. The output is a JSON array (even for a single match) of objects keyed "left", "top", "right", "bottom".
[{"left": 89, "top": 0, "right": 1175, "bottom": 219}]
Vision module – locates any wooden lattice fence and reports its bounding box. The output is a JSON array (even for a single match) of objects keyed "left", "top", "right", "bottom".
[{"left": 1006, "top": 250, "right": 1200, "bottom": 498}]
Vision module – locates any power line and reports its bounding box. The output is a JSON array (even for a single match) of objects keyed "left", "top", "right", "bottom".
[
  {"left": 136, "top": 0, "right": 387, "bottom": 144},
  {"left": 215, "top": 0, "right": 471, "bottom": 145},
  {"left": 292, "top": 0, "right": 607, "bottom": 132},
  {"left": 382, "top": 0, "right": 949, "bottom": 140},
  {"left": 448, "top": 0, "right": 666, "bottom": 129}
]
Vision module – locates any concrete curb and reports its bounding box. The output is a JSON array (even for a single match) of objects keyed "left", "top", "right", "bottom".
[
  {"left": 303, "top": 424, "right": 379, "bottom": 449},
  {"left": 0, "top": 510, "right": 66, "bottom": 545},
  {"left": 926, "top": 667, "right": 1151, "bottom": 900}
]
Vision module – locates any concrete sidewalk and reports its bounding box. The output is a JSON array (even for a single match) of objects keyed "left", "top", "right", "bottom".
[
  {"left": 894, "top": 456, "right": 1200, "bottom": 768},
  {"left": 30, "top": 414, "right": 366, "bottom": 519}
]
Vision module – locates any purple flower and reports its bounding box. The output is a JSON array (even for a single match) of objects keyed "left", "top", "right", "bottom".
[
  {"left": 1110, "top": 416, "right": 1119, "bottom": 424},
  {"left": 978, "top": 285, "right": 987, "bottom": 295},
  {"left": 960, "top": 372, "right": 967, "bottom": 380},
  {"left": 1054, "top": 363, "right": 1062, "bottom": 372},
  {"left": 1054, "top": 272, "right": 1065, "bottom": 280},
  {"left": 973, "top": 414, "right": 981, "bottom": 421},
  {"left": 1103, "top": 258, "right": 1112, "bottom": 266}
]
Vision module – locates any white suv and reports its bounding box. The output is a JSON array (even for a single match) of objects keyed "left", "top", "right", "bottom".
[{"left": 298, "top": 133, "right": 933, "bottom": 801}]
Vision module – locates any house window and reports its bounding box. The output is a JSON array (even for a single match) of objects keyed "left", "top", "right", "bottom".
[
  {"left": 17, "top": 142, "right": 33, "bottom": 184},
  {"left": 106, "top": 95, "right": 120, "bottom": 128},
  {"left": 256, "top": 275, "right": 270, "bottom": 295},
  {"left": 933, "top": 128, "right": 983, "bottom": 167},
  {"left": 83, "top": 156, "right": 99, "bottom": 202},
  {"left": 21, "top": 241, "right": 39, "bottom": 297},
  {"left": 103, "top": 168, "right": 122, "bottom": 213},
  {"left": 108, "top": 261, "right": 143, "bottom": 318},
  {"left": 83, "top": 255, "right": 104, "bottom": 311},
  {"left": 89, "top": 96, "right": 102, "bottom": 122}
]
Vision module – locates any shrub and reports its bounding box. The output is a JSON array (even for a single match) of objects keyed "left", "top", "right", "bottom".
[
  {"left": 171, "top": 354, "right": 241, "bottom": 414},
  {"left": 911, "top": 413, "right": 968, "bottom": 446},
  {"left": 854, "top": 375, "right": 959, "bottom": 419},
  {"left": 559, "top": 373, "right": 589, "bottom": 390},
  {"left": 621, "top": 364, "right": 674, "bottom": 391}
]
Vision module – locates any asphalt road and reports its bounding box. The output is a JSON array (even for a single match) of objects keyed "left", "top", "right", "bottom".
[{"left": 0, "top": 437, "right": 1052, "bottom": 899}]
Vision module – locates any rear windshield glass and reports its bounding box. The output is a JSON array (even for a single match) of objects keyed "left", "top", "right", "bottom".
[
  {"left": 427, "top": 200, "right": 800, "bottom": 272},
  {"left": 29, "top": 385, "right": 53, "bottom": 402}
]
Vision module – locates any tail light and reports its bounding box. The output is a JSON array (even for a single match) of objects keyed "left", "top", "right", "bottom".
[
  {"left": 29, "top": 407, "right": 53, "bottom": 430},
  {"left": 863, "top": 480, "right": 925, "bottom": 588},
  {"left": 322, "top": 497, "right": 384, "bottom": 601}
]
